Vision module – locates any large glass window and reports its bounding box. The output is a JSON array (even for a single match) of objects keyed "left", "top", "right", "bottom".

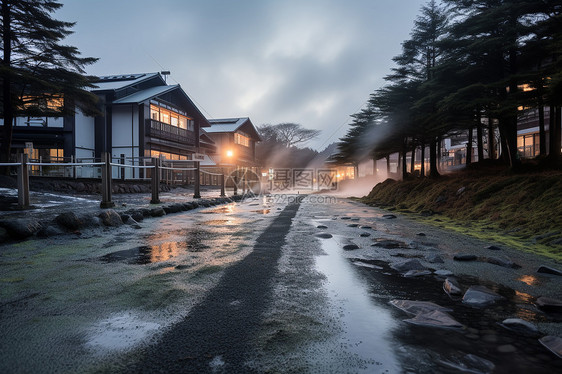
[{"left": 150, "top": 104, "right": 192, "bottom": 130}]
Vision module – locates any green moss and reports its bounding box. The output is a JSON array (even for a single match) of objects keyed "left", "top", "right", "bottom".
[{"left": 362, "top": 169, "right": 562, "bottom": 261}]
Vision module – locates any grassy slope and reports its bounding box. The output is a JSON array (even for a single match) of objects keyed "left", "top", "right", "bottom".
[{"left": 360, "top": 165, "right": 562, "bottom": 261}]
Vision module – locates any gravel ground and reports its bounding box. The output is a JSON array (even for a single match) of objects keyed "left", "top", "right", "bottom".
[{"left": 1, "top": 192, "right": 561, "bottom": 373}]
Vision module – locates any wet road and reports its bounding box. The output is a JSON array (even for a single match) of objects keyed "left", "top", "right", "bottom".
[{"left": 1, "top": 192, "right": 561, "bottom": 373}]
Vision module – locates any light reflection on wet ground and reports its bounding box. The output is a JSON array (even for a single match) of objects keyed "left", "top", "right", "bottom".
[{"left": 315, "top": 236, "right": 400, "bottom": 373}]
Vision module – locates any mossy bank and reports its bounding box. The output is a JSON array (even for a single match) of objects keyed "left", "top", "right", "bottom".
[{"left": 361, "top": 167, "right": 562, "bottom": 261}]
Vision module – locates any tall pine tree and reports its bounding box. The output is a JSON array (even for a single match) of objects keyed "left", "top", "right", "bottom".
[{"left": 1, "top": 0, "right": 98, "bottom": 164}]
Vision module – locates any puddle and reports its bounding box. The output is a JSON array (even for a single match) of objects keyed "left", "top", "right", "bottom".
[
  {"left": 100, "top": 242, "right": 185, "bottom": 264},
  {"left": 201, "top": 205, "right": 235, "bottom": 214},
  {"left": 85, "top": 312, "right": 161, "bottom": 352},
  {"left": 250, "top": 209, "right": 270, "bottom": 214},
  {"left": 313, "top": 237, "right": 401, "bottom": 372}
]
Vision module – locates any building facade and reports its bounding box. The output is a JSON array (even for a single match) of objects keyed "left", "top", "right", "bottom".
[{"left": 1, "top": 72, "right": 211, "bottom": 178}]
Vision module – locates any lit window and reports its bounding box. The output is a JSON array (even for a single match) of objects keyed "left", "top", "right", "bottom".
[{"left": 234, "top": 133, "right": 250, "bottom": 147}]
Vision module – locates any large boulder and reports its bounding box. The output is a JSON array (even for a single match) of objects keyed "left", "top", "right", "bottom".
[
  {"left": 0, "top": 218, "right": 42, "bottom": 239},
  {"left": 55, "top": 211, "right": 83, "bottom": 231},
  {"left": 98, "top": 209, "right": 123, "bottom": 227},
  {"left": 462, "top": 285, "right": 504, "bottom": 307}
]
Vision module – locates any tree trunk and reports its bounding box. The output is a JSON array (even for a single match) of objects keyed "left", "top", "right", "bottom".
[
  {"left": 437, "top": 136, "right": 442, "bottom": 172},
  {"left": 466, "top": 127, "right": 473, "bottom": 165},
  {"left": 401, "top": 152, "right": 407, "bottom": 180},
  {"left": 539, "top": 98, "right": 546, "bottom": 157},
  {"left": 420, "top": 142, "right": 426, "bottom": 177},
  {"left": 498, "top": 116, "right": 519, "bottom": 168},
  {"left": 386, "top": 155, "right": 390, "bottom": 176},
  {"left": 549, "top": 106, "right": 562, "bottom": 162},
  {"left": 1, "top": 1, "right": 14, "bottom": 169},
  {"left": 410, "top": 146, "right": 416, "bottom": 175},
  {"left": 476, "top": 113, "right": 484, "bottom": 162},
  {"left": 488, "top": 115, "right": 495, "bottom": 160},
  {"left": 429, "top": 137, "right": 440, "bottom": 178}
]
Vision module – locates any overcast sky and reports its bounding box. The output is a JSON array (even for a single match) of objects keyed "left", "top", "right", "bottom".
[{"left": 57, "top": 0, "right": 428, "bottom": 150}]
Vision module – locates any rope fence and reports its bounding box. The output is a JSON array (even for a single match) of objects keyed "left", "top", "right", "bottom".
[{"left": 3, "top": 153, "right": 234, "bottom": 209}]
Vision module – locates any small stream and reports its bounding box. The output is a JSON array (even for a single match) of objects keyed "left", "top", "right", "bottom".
[
  {"left": 316, "top": 235, "right": 562, "bottom": 373},
  {"left": 315, "top": 236, "right": 401, "bottom": 373}
]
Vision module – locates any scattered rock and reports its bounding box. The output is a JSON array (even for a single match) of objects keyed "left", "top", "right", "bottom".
[
  {"left": 439, "top": 354, "right": 495, "bottom": 374},
  {"left": 434, "top": 269, "right": 453, "bottom": 277},
  {"left": 382, "top": 214, "right": 397, "bottom": 219},
  {"left": 55, "top": 211, "right": 83, "bottom": 231},
  {"left": 539, "top": 336, "right": 562, "bottom": 359},
  {"left": 486, "top": 245, "right": 501, "bottom": 250},
  {"left": 98, "top": 209, "right": 123, "bottom": 227},
  {"left": 0, "top": 218, "right": 42, "bottom": 239},
  {"left": 391, "top": 259, "right": 426, "bottom": 272},
  {"left": 131, "top": 211, "right": 144, "bottom": 222},
  {"left": 352, "top": 261, "right": 383, "bottom": 270},
  {"left": 426, "top": 254, "right": 444, "bottom": 263},
  {"left": 372, "top": 239, "right": 404, "bottom": 249},
  {"left": 499, "top": 318, "right": 540, "bottom": 337},
  {"left": 343, "top": 243, "right": 359, "bottom": 250},
  {"left": 454, "top": 254, "right": 477, "bottom": 261},
  {"left": 444, "top": 278, "right": 463, "bottom": 296},
  {"left": 315, "top": 232, "right": 333, "bottom": 239},
  {"left": 497, "top": 344, "right": 517, "bottom": 353},
  {"left": 150, "top": 207, "right": 166, "bottom": 217},
  {"left": 485, "top": 256, "right": 519, "bottom": 269},
  {"left": 403, "top": 270, "right": 432, "bottom": 277},
  {"left": 347, "top": 223, "right": 359, "bottom": 227},
  {"left": 360, "top": 225, "right": 372, "bottom": 229},
  {"left": 360, "top": 232, "right": 371, "bottom": 237},
  {"left": 416, "top": 232, "right": 426, "bottom": 236},
  {"left": 317, "top": 225, "right": 328, "bottom": 229},
  {"left": 340, "top": 217, "right": 351, "bottom": 220},
  {"left": 456, "top": 186, "right": 466, "bottom": 196},
  {"left": 537, "top": 265, "right": 562, "bottom": 276},
  {"left": 462, "top": 285, "right": 504, "bottom": 307},
  {"left": 535, "top": 296, "right": 562, "bottom": 312},
  {"left": 389, "top": 300, "right": 453, "bottom": 315},
  {"left": 36, "top": 225, "right": 64, "bottom": 238},
  {"left": 404, "top": 310, "right": 464, "bottom": 329}
]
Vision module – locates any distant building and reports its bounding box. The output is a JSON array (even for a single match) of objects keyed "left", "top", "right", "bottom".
[
  {"left": 1, "top": 72, "right": 212, "bottom": 178},
  {"left": 204, "top": 117, "right": 261, "bottom": 173}
]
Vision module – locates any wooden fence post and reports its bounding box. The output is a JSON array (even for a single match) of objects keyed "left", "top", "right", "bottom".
[
  {"left": 100, "top": 152, "right": 115, "bottom": 208},
  {"left": 151, "top": 157, "right": 160, "bottom": 204},
  {"left": 193, "top": 161, "right": 201, "bottom": 198},
  {"left": 17, "top": 153, "right": 30, "bottom": 209},
  {"left": 220, "top": 172, "right": 226, "bottom": 197}
]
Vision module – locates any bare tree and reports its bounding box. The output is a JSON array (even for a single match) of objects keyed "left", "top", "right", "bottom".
[{"left": 275, "top": 123, "right": 321, "bottom": 148}]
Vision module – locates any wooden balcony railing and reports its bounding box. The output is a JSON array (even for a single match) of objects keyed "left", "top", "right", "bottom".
[{"left": 146, "top": 119, "right": 195, "bottom": 145}]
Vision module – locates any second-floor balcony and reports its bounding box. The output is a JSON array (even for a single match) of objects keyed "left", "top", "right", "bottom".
[{"left": 146, "top": 119, "right": 196, "bottom": 145}]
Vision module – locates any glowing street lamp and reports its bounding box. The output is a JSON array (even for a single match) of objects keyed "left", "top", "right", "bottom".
[{"left": 226, "top": 149, "right": 234, "bottom": 158}]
